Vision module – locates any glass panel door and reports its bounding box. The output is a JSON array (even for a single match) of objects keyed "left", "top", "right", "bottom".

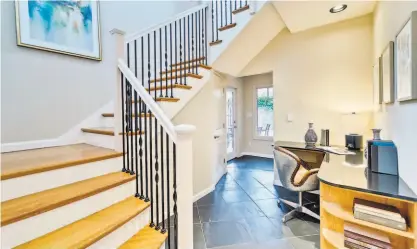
[{"left": 226, "top": 88, "right": 237, "bottom": 160}]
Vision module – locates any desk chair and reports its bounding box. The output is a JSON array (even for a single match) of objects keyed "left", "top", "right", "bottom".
[{"left": 274, "top": 146, "right": 322, "bottom": 223}]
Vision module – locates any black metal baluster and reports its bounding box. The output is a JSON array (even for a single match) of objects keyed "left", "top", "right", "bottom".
[
  {"left": 230, "top": 0, "right": 233, "bottom": 24},
  {"left": 154, "top": 30, "right": 157, "bottom": 100},
  {"left": 220, "top": 0, "right": 223, "bottom": 28},
  {"left": 183, "top": 17, "right": 187, "bottom": 86},
  {"left": 125, "top": 81, "right": 131, "bottom": 174},
  {"left": 154, "top": 118, "right": 159, "bottom": 230},
  {"left": 159, "top": 28, "right": 163, "bottom": 98},
  {"left": 164, "top": 25, "right": 168, "bottom": 98},
  {"left": 188, "top": 15, "right": 191, "bottom": 74},
  {"left": 145, "top": 33, "right": 151, "bottom": 202},
  {"left": 216, "top": 0, "right": 219, "bottom": 41},
  {"left": 211, "top": 0, "right": 215, "bottom": 42},
  {"left": 129, "top": 53, "right": 135, "bottom": 176},
  {"left": 196, "top": 11, "right": 199, "bottom": 75},
  {"left": 169, "top": 23, "right": 173, "bottom": 98},
  {"left": 225, "top": 1, "right": 228, "bottom": 26},
  {"left": 166, "top": 133, "right": 171, "bottom": 247},
  {"left": 149, "top": 109, "right": 154, "bottom": 227},
  {"left": 205, "top": 7, "right": 208, "bottom": 65},
  {"left": 134, "top": 41, "right": 139, "bottom": 188},
  {"left": 174, "top": 20, "right": 178, "bottom": 88},
  {"left": 191, "top": 13, "right": 195, "bottom": 75},
  {"left": 160, "top": 126, "right": 166, "bottom": 233},
  {"left": 173, "top": 142, "right": 178, "bottom": 248},
  {"left": 125, "top": 43, "right": 131, "bottom": 174},
  {"left": 121, "top": 72, "right": 126, "bottom": 173},
  {"left": 240, "top": 0, "right": 242, "bottom": 8},
  {"left": 139, "top": 36, "right": 145, "bottom": 199},
  {"left": 179, "top": 18, "right": 183, "bottom": 86}
]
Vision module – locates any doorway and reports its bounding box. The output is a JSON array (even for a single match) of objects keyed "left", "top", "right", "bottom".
[{"left": 226, "top": 88, "right": 237, "bottom": 160}]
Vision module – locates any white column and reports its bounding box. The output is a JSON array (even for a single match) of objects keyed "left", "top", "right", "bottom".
[
  {"left": 175, "top": 124, "right": 196, "bottom": 249},
  {"left": 110, "top": 28, "right": 126, "bottom": 152}
]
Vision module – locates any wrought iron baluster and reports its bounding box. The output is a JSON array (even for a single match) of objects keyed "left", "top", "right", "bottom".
[
  {"left": 160, "top": 28, "right": 163, "bottom": 98},
  {"left": 160, "top": 126, "right": 166, "bottom": 233},
  {"left": 121, "top": 72, "right": 126, "bottom": 173},
  {"left": 173, "top": 142, "right": 178, "bottom": 248},
  {"left": 125, "top": 43, "right": 131, "bottom": 174},
  {"left": 154, "top": 118, "right": 160, "bottom": 230},
  {"left": 169, "top": 23, "right": 173, "bottom": 98}
]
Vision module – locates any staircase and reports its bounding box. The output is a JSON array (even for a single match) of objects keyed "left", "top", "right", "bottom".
[{"left": 1, "top": 1, "right": 258, "bottom": 249}]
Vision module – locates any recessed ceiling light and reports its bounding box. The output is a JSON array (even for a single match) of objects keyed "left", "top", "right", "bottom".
[{"left": 330, "top": 4, "right": 347, "bottom": 13}]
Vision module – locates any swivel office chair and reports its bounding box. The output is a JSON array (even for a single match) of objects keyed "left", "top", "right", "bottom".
[{"left": 274, "top": 146, "right": 322, "bottom": 223}]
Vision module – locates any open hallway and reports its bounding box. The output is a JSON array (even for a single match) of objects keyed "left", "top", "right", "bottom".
[{"left": 192, "top": 156, "right": 320, "bottom": 249}]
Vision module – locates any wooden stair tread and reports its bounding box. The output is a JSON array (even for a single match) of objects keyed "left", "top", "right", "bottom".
[
  {"left": 81, "top": 127, "right": 145, "bottom": 136},
  {"left": 132, "top": 98, "right": 180, "bottom": 103},
  {"left": 170, "top": 56, "right": 205, "bottom": 67},
  {"left": 119, "top": 226, "right": 168, "bottom": 249},
  {"left": 156, "top": 97, "right": 180, "bottom": 102},
  {"left": 102, "top": 113, "right": 153, "bottom": 118},
  {"left": 150, "top": 73, "right": 202, "bottom": 83},
  {"left": 1, "top": 144, "right": 123, "bottom": 180},
  {"left": 219, "top": 23, "right": 237, "bottom": 31},
  {"left": 147, "top": 84, "right": 192, "bottom": 91},
  {"left": 14, "top": 196, "right": 150, "bottom": 249},
  {"left": 162, "top": 64, "right": 211, "bottom": 74},
  {"left": 210, "top": 40, "right": 223, "bottom": 46},
  {"left": 1, "top": 172, "right": 135, "bottom": 226},
  {"left": 232, "top": 5, "right": 249, "bottom": 14}
]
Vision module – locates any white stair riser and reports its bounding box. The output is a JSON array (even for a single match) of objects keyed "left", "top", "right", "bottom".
[
  {"left": 87, "top": 207, "right": 151, "bottom": 249},
  {"left": 1, "top": 157, "right": 123, "bottom": 202},
  {"left": 82, "top": 131, "right": 116, "bottom": 150},
  {"left": 2, "top": 181, "right": 137, "bottom": 248}
]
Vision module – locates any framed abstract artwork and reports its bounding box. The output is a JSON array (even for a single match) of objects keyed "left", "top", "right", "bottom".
[
  {"left": 373, "top": 58, "right": 382, "bottom": 105},
  {"left": 15, "top": 0, "right": 102, "bottom": 60},
  {"left": 381, "top": 41, "right": 394, "bottom": 104},
  {"left": 396, "top": 12, "right": 417, "bottom": 101}
]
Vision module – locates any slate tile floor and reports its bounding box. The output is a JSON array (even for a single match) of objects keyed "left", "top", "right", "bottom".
[{"left": 169, "top": 156, "right": 321, "bottom": 249}]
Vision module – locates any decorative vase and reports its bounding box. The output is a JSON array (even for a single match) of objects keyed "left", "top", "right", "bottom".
[
  {"left": 304, "top": 122, "right": 318, "bottom": 146},
  {"left": 372, "top": 129, "right": 382, "bottom": 140}
]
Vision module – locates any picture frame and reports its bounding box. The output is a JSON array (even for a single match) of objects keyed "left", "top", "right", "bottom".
[
  {"left": 381, "top": 41, "right": 394, "bottom": 104},
  {"left": 373, "top": 58, "right": 382, "bottom": 105},
  {"left": 15, "top": 0, "right": 102, "bottom": 60},
  {"left": 396, "top": 12, "right": 417, "bottom": 101}
]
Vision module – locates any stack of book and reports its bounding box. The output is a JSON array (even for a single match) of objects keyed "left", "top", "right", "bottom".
[
  {"left": 344, "top": 223, "right": 392, "bottom": 249},
  {"left": 353, "top": 198, "right": 407, "bottom": 231}
]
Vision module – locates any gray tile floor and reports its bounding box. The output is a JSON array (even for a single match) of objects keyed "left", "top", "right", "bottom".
[{"left": 191, "top": 156, "right": 321, "bottom": 249}]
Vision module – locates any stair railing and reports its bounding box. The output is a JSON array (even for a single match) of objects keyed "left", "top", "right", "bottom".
[
  {"left": 210, "top": 0, "right": 250, "bottom": 44},
  {"left": 112, "top": 33, "right": 196, "bottom": 249},
  {"left": 110, "top": 2, "right": 253, "bottom": 249},
  {"left": 124, "top": 4, "right": 209, "bottom": 101}
]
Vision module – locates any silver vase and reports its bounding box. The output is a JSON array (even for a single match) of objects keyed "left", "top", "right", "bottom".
[
  {"left": 305, "top": 123, "right": 318, "bottom": 146},
  {"left": 372, "top": 129, "right": 382, "bottom": 140}
]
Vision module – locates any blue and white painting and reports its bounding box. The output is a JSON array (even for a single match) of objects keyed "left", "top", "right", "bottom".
[{"left": 16, "top": 0, "right": 101, "bottom": 60}]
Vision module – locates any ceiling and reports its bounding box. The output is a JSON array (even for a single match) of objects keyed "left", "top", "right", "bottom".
[{"left": 272, "top": 1, "right": 376, "bottom": 33}]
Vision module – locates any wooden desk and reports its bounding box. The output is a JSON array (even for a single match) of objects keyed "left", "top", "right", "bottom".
[{"left": 275, "top": 141, "right": 417, "bottom": 249}]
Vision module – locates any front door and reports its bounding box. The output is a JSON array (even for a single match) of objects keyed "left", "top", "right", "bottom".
[{"left": 226, "top": 88, "right": 237, "bottom": 160}]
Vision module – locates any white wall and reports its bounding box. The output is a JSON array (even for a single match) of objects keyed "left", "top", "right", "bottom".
[
  {"left": 1, "top": 1, "right": 199, "bottom": 143},
  {"left": 373, "top": 1, "right": 417, "bottom": 193},
  {"left": 241, "top": 15, "right": 374, "bottom": 146},
  {"left": 240, "top": 72, "right": 274, "bottom": 156},
  {"left": 172, "top": 73, "right": 223, "bottom": 195}
]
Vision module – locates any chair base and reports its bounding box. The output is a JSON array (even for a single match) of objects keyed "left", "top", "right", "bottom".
[{"left": 277, "top": 192, "right": 320, "bottom": 223}]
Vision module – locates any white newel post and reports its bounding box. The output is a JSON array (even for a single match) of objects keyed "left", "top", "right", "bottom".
[
  {"left": 175, "top": 124, "right": 196, "bottom": 249},
  {"left": 110, "top": 28, "right": 126, "bottom": 152}
]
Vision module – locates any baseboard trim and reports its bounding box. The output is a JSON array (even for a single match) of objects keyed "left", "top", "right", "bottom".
[
  {"left": 240, "top": 152, "right": 274, "bottom": 159},
  {"left": 193, "top": 185, "right": 215, "bottom": 202},
  {"left": 1, "top": 139, "right": 64, "bottom": 153}
]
